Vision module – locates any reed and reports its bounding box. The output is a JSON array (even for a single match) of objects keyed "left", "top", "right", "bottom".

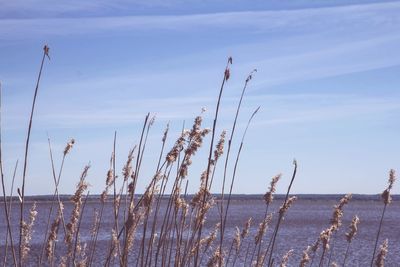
[
  {"left": 19, "top": 45, "right": 50, "bottom": 266},
  {"left": 342, "top": 215, "right": 360, "bottom": 266},
  {"left": 370, "top": 169, "right": 396, "bottom": 267},
  {"left": 0, "top": 46, "right": 397, "bottom": 267}
]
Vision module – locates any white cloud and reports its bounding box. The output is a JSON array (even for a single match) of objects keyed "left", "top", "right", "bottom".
[{"left": 1, "top": 2, "right": 400, "bottom": 40}]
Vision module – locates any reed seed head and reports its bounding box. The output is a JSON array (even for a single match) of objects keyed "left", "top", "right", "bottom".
[
  {"left": 21, "top": 202, "right": 38, "bottom": 262},
  {"left": 46, "top": 202, "right": 64, "bottom": 262},
  {"left": 319, "top": 226, "right": 334, "bottom": 251},
  {"left": 233, "top": 226, "right": 241, "bottom": 252},
  {"left": 279, "top": 196, "right": 297, "bottom": 216},
  {"left": 330, "top": 193, "right": 352, "bottom": 230},
  {"left": 280, "top": 249, "right": 293, "bottom": 267},
  {"left": 214, "top": 130, "right": 226, "bottom": 161},
  {"left": 63, "top": 138, "right": 75, "bottom": 156},
  {"left": 241, "top": 217, "right": 252, "bottom": 239},
  {"left": 299, "top": 246, "right": 311, "bottom": 267},
  {"left": 345, "top": 215, "right": 360, "bottom": 243},
  {"left": 382, "top": 169, "right": 396, "bottom": 204},
  {"left": 375, "top": 239, "right": 388, "bottom": 267},
  {"left": 207, "top": 247, "right": 224, "bottom": 267},
  {"left": 255, "top": 214, "right": 272, "bottom": 245},
  {"left": 264, "top": 173, "right": 281, "bottom": 205},
  {"left": 44, "top": 44, "right": 50, "bottom": 59}
]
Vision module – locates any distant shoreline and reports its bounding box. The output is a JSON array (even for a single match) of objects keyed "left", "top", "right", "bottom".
[{"left": 2, "top": 194, "right": 399, "bottom": 203}]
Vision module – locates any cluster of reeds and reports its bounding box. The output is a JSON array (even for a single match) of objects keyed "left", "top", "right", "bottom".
[{"left": 0, "top": 46, "right": 397, "bottom": 267}]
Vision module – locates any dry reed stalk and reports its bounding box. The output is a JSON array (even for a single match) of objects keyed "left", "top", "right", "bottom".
[
  {"left": 39, "top": 137, "right": 73, "bottom": 265},
  {"left": 87, "top": 152, "right": 117, "bottom": 267},
  {"left": 45, "top": 202, "right": 64, "bottom": 264},
  {"left": 3, "top": 160, "right": 18, "bottom": 267},
  {"left": 157, "top": 117, "right": 211, "bottom": 266},
  {"left": 169, "top": 184, "right": 188, "bottom": 260},
  {"left": 154, "top": 129, "right": 187, "bottom": 264},
  {"left": 153, "top": 126, "right": 190, "bottom": 266},
  {"left": 343, "top": 215, "right": 360, "bottom": 266},
  {"left": 279, "top": 249, "right": 293, "bottom": 267},
  {"left": 370, "top": 169, "right": 395, "bottom": 267},
  {"left": 208, "top": 130, "right": 226, "bottom": 190},
  {"left": 65, "top": 165, "right": 90, "bottom": 261},
  {"left": 135, "top": 175, "right": 160, "bottom": 266},
  {"left": 250, "top": 214, "right": 273, "bottom": 264},
  {"left": 19, "top": 45, "right": 49, "bottom": 266},
  {"left": 127, "top": 116, "right": 156, "bottom": 266},
  {"left": 199, "top": 223, "right": 220, "bottom": 264},
  {"left": 299, "top": 246, "right": 311, "bottom": 267},
  {"left": 119, "top": 173, "right": 161, "bottom": 265},
  {"left": 181, "top": 187, "right": 215, "bottom": 266},
  {"left": 108, "top": 132, "right": 124, "bottom": 264},
  {"left": 173, "top": 193, "right": 190, "bottom": 266},
  {"left": 194, "top": 57, "right": 232, "bottom": 267},
  {"left": 106, "top": 115, "right": 149, "bottom": 265},
  {"left": 72, "top": 192, "right": 90, "bottom": 266},
  {"left": 318, "top": 225, "right": 335, "bottom": 267},
  {"left": 266, "top": 160, "right": 298, "bottom": 267},
  {"left": 217, "top": 106, "right": 259, "bottom": 267},
  {"left": 207, "top": 247, "right": 224, "bottom": 267},
  {"left": 327, "top": 193, "right": 352, "bottom": 266},
  {"left": 309, "top": 236, "right": 320, "bottom": 266},
  {"left": 219, "top": 69, "right": 256, "bottom": 265},
  {"left": 253, "top": 174, "right": 282, "bottom": 263},
  {"left": 128, "top": 113, "right": 150, "bottom": 203},
  {"left": 226, "top": 226, "right": 241, "bottom": 265},
  {"left": 375, "top": 239, "right": 388, "bottom": 267},
  {"left": 231, "top": 217, "right": 252, "bottom": 266},
  {"left": 0, "top": 85, "right": 17, "bottom": 266},
  {"left": 145, "top": 168, "right": 171, "bottom": 267},
  {"left": 21, "top": 202, "right": 38, "bottom": 263}
]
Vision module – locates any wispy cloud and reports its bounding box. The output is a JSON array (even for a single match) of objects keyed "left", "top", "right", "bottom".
[
  {"left": 1, "top": 2, "right": 400, "bottom": 40},
  {"left": 3, "top": 93, "right": 399, "bottom": 131}
]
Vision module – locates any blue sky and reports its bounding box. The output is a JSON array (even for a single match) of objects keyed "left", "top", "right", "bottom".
[{"left": 0, "top": 0, "right": 399, "bottom": 195}]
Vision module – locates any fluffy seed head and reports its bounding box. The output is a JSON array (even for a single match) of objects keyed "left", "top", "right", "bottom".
[
  {"left": 345, "top": 215, "right": 360, "bottom": 243},
  {"left": 241, "top": 217, "right": 252, "bottom": 239},
  {"left": 264, "top": 174, "right": 281, "bottom": 205},
  {"left": 280, "top": 249, "right": 293, "bottom": 267},
  {"left": 279, "top": 196, "right": 297, "bottom": 216},
  {"left": 375, "top": 239, "right": 388, "bottom": 267},
  {"left": 64, "top": 138, "right": 75, "bottom": 156}
]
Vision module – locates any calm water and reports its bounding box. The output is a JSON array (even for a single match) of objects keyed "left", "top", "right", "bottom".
[{"left": 0, "top": 195, "right": 399, "bottom": 266}]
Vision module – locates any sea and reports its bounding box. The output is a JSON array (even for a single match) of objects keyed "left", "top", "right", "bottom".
[{"left": 0, "top": 195, "right": 399, "bottom": 266}]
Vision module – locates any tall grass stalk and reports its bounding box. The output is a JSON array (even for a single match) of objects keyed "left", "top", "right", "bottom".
[
  {"left": 3, "top": 160, "right": 18, "bottom": 267},
  {"left": 194, "top": 57, "right": 232, "bottom": 266},
  {"left": 0, "top": 82, "right": 18, "bottom": 267},
  {"left": 266, "top": 160, "right": 298, "bottom": 267},
  {"left": 219, "top": 69, "right": 256, "bottom": 263},
  {"left": 38, "top": 136, "right": 72, "bottom": 265},
  {"left": 19, "top": 45, "right": 50, "bottom": 266},
  {"left": 370, "top": 169, "right": 395, "bottom": 267}
]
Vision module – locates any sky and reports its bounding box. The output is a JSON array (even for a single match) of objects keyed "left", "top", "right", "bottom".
[{"left": 0, "top": 0, "right": 399, "bottom": 195}]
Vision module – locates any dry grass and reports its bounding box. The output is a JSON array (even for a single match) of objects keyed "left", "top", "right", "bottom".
[{"left": 0, "top": 46, "right": 397, "bottom": 267}]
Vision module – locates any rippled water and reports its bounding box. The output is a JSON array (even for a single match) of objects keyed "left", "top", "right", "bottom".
[{"left": 0, "top": 195, "right": 399, "bottom": 266}]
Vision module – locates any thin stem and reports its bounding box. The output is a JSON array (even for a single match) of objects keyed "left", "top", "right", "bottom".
[
  {"left": 72, "top": 191, "right": 90, "bottom": 265},
  {"left": 195, "top": 57, "right": 232, "bottom": 267},
  {"left": 267, "top": 160, "right": 298, "bottom": 267},
  {"left": 0, "top": 82, "right": 18, "bottom": 267},
  {"left": 3, "top": 160, "right": 18, "bottom": 267},
  {"left": 370, "top": 203, "right": 387, "bottom": 267},
  {"left": 19, "top": 46, "right": 49, "bottom": 266},
  {"left": 343, "top": 242, "right": 351, "bottom": 267},
  {"left": 219, "top": 70, "right": 256, "bottom": 263}
]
